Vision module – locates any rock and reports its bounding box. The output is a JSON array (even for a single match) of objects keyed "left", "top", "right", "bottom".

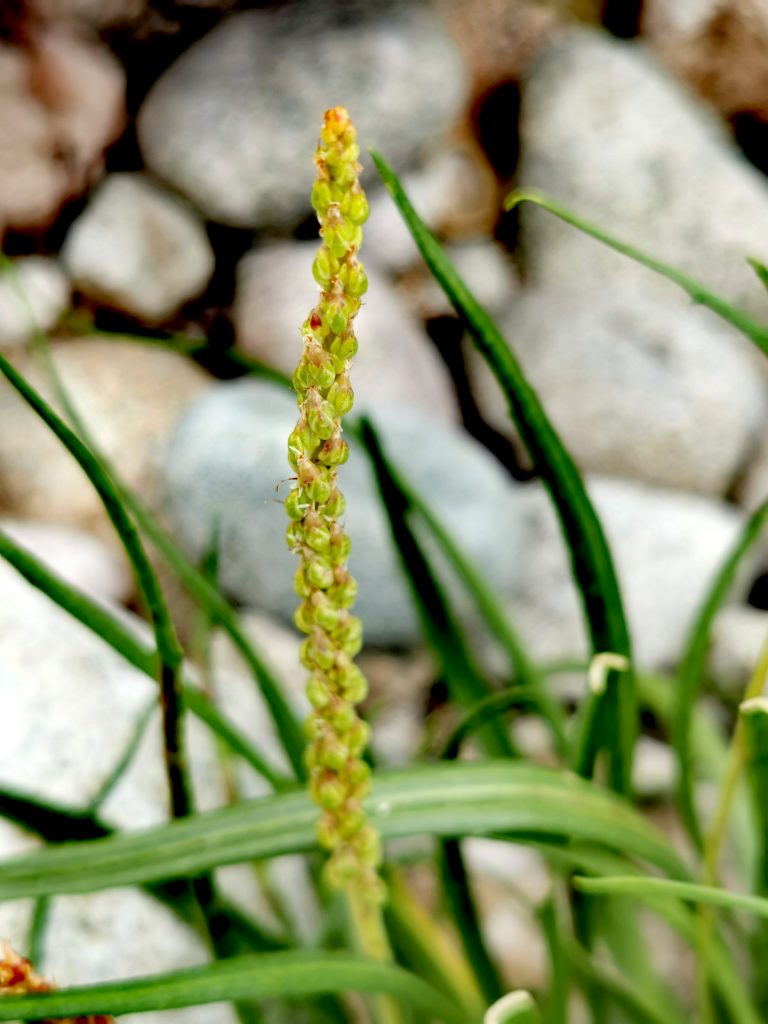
[
  {"left": 162, "top": 378, "right": 533, "bottom": 647},
  {"left": 0, "top": 561, "right": 235, "bottom": 1023},
  {"left": 364, "top": 144, "right": 498, "bottom": 275},
  {"left": 736, "top": 430, "right": 768, "bottom": 511},
  {"left": 402, "top": 239, "right": 520, "bottom": 321},
  {"left": 435, "top": 0, "right": 564, "bottom": 94},
  {"left": 709, "top": 604, "right": 768, "bottom": 694},
  {"left": 0, "top": 519, "right": 132, "bottom": 605},
  {"left": 632, "top": 736, "right": 677, "bottom": 800},
  {"left": 0, "top": 257, "right": 69, "bottom": 348},
  {"left": 0, "top": 29, "right": 124, "bottom": 233},
  {"left": 0, "top": 338, "right": 208, "bottom": 533},
  {"left": 643, "top": 0, "right": 768, "bottom": 119},
  {"left": 62, "top": 174, "right": 215, "bottom": 323},
  {"left": 518, "top": 31, "right": 768, "bottom": 320},
  {"left": 35, "top": 0, "right": 148, "bottom": 28},
  {"left": 357, "top": 649, "right": 435, "bottom": 766},
  {"left": 507, "top": 478, "right": 751, "bottom": 671},
  {"left": 467, "top": 286, "right": 766, "bottom": 496},
  {"left": 137, "top": 5, "right": 468, "bottom": 228},
  {"left": 233, "top": 242, "right": 458, "bottom": 423}
]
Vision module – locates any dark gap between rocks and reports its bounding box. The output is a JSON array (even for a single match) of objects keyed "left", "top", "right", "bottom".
[
  {"left": 601, "top": 0, "right": 643, "bottom": 38},
  {"left": 731, "top": 113, "right": 768, "bottom": 177},
  {"left": 747, "top": 571, "right": 768, "bottom": 611},
  {"left": 425, "top": 315, "right": 535, "bottom": 483},
  {"left": 472, "top": 80, "right": 521, "bottom": 181}
]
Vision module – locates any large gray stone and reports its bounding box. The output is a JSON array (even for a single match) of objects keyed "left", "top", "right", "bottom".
[
  {"left": 137, "top": 5, "right": 468, "bottom": 228},
  {"left": 0, "top": 257, "right": 69, "bottom": 349},
  {"left": 468, "top": 286, "right": 766, "bottom": 496},
  {"left": 0, "top": 557, "right": 236, "bottom": 1024},
  {"left": 0, "top": 338, "right": 208, "bottom": 534},
  {"left": 162, "top": 379, "right": 533, "bottom": 647},
  {"left": 62, "top": 174, "right": 214, "bottom": 323},
  {"left": 507, "top": 477, "right": 752, "bottom": 671},
  {"left": 233, "top": 242, "right": 458, "bottom": 423},
  {"left": 518, "top": 31, "right": 768, "bottom": 320}
]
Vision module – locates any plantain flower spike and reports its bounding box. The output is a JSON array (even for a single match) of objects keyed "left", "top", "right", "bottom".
[{"left": 286, "top": 107, "right": 383, "bottom": 903}]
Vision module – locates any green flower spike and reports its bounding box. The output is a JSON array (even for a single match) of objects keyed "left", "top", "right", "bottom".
[{"left": 286, "top": 107, "right": 384, "bottom": 906}]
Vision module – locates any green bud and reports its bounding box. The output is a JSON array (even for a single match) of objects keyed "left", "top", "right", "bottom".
[
  {"left": 325, "top": 848, "right": 360, "bottom": 887},
  {"left": 306, "top": 555, "right": 334, "bottom": 590},
  {"left": 318, "top": 436, "right": 349, "bottom": 467},
  {"left": 316, "top": 775, "right": 346, "bottom": 810},
  {"left": 330, "top": 701, "right": 357, "bottom": 734},
  {"left": 338, "top": 804, "right": 366, "bottom": 839},
  {"left": 312, "top": 248, "right": 334, "bottom": 288},
  {"left": 311, "top": 591, "right": 340, "bottom": 632},
  {"left": 353, "top": 825, "right": 381, "bottom": 866},
  {"left": 302, "top": 511, "right": 331, "bottom": 553},
  {"left": 294, "top": 600, "right": 315, "bottom": 633},
  {"left": 284, "top": 488, "right": 306, "bottom": 521},
  {"left": 285, "top": 521, "right": 304, "bottom": 550},
  {"left": 329, "top": 524, "right": 352, "bottom": 563},
  {"left": 307, "top": 672, "right": 331, "bottom": 709},
  {"left": 346, "top": 758, "right": 371, "bottom": 788},
  {"left": 328, "top": 333, "right": 358, "bottom": 364},
  {"left": 319, "top": 736, "right": 349, "bottom": 772},
  {"left": 316, "top": 813, "right": 338, "bottom": 850},
  {"left": 339, "top": 259, "right": 367, "bottom": 298},
  {"left": 339, "top": 664, "right": 367, "bottom": 703},
  {"left": 326, "top": 373, "right": 354, "bottom": 416},
  {"left": 323, "top": 487, "right": 346, "bottom": 519},
  {"left": 348, "top": 191, "right": 369, "bottom": 225},
  {"left": 293, "top": 564, "right": 311, "bottom": 598},
  {"left": 305, "top": 389, "right": 337, "bottom": 441},
  {"left": 347, "top": 719, "right": 370, "bottom": 757},
  {"left": 311, "top": 179, "right": 332, "bottom": 213},
  {"left": 338, "top": 613, "right": 363, "bottom": 657}
]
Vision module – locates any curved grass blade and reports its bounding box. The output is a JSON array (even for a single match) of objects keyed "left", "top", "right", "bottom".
[
  {"left": 359, "top": 417, "right": 513, "bottom": 758},
  {"left": 0, "top": 761, "right": 687, "bottom": 901},
  {"left": 358, "top": 425, "right": 567, "bottom": 756},
  {"left": 120, "top": 488, "right": 306, "bottom": 781},
  {"left": 0, "top": 527, "right": 288, "bottom": 790},
  {"left": 574, "top": 875, "right": 768, "bottom": 920},
  {"left": 438, "top": 840, "right": 504, "bottom": 1005},
  {"left": 441, "top": 687, "right": 542, "bottom": 760},
  {"left": 673, "top": 499, "right": 768, "bottom": 849},
  {"left": 504, "top": 190, "right": 768, "bottom": 356},
  {"left": 371, "top": 152, "right": 633, "bottom": 793},
  {"left": 0, "top": 950, "right": 470, "bottom": 1024},
  {"left": 748, "top": 257, "right": 768, "bottom": 293},
  {"left": 565, "top": 938, "right": 671, "bottom": 1024},
  {"left": 0, "top": 352, "right": 191, "bottom": 819},
  {"left": 485, "top": 992, "right": 542, "bottom": 1024}
]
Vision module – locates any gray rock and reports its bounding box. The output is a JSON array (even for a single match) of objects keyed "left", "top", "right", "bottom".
[
  {"left": 0, "top": 553, "right": 237, "bottom": 1023},
  {"left": 709, "top": 604, "right": 768, "bottom": 695},
  {"left": 233, "top": 242, "right": 458, "bottom": 423},
  {"left": 62, "top": 174, "right": 214, "bottom": 322},
  {"left": 162, "top": 379, "right": 533, "bottom": 646},
  {"left": 736, "top": 430, "right": 768, "bottom": 511},
  {"left": 0, "top": 519, "right": 132, "bottom": 605},
  {"left": 519, "top": 31, "right": 768, "bottom": 320},
  {"left": 468, "top": 286, "right": 766, "bottom": 496},
  {"left": 403, "top": 240, "right": 519, "bottom": 321},
  {"left": 507, "top": 478, "right": 751, "bottom": 670},
  {"left": 0, "top": 338, "right": 208, "bottom": 534},
  {"left": 0, "top": 257, "right": 69, "bottom": 348},
  {"left": 137, "top": 6, "right": 468, "bottom": 228}
]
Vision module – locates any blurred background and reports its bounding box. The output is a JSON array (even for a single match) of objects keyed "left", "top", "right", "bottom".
[{"left": 2, "top": 0, "right": 768, "bottom": 1015}]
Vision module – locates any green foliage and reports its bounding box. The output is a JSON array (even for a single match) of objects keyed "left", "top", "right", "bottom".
[{"left": 1, "top": 122, "right": 768, "bottom": 1024}]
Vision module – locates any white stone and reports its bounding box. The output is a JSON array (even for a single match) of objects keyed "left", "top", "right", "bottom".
[
  {"left": 519, "top": 31, "right": 768, "bottom": 320},
  {"left": 0, "top": 258, "right": 69, "bottom": 348},
  {"left": 233, "top": 242, "right": 458, "bottom": 423},
  {"left": 507, "top": 477, "right": 752, "bottom": 671},
  {"left": 0, "top": 338, "right": 208, "bottom": 533},
  {"left": 63, "top": 174, "right": 214, "bottom": 322},
  {"left": 468, "top": 285, "right": 766, "bottom": 496},
  {"left": 709, "top": 604, "right": 768, "bottom": 694},
  {"left": 0, "top": 518, "right": 132, "bottom": 605}
]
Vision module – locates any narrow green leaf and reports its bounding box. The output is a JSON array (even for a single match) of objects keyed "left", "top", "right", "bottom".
[
  {"left": 484, "top": 991, "right": 542, "bottom": 1024},
  {"left": 438, "top": 840, "right": 504, "bottom": 1005},
  {"left": 739, "top": 697, "right": 768, "bottom": 895},
  {"left": 504, "top": 190, "right": 768, "bottom": 357},
  {"left": 574, "top": 875, "right": 768, "bottom": 919},
  {"left": 371, "top": 151, "right": 634, "bottom": 794},
  {"left": 363, "top": 434, "right": 567, "bottom": 755},
  {"left": 673, "top": 499, "right": 768, "bottom": 848},
  {"left": 121, "top": 488, "right": 307, "bottom": 782},
  {"left": 0, "top": 761, "right": 687, "bottom": 901},
  {"left": 747, "top": 257, "right": 768, "bottom": 293},
  {"left": 359, "top": 417, "right": 514, "bottom": 758},
  {"left": 0, "top": 527, "right": 288, "bottom": 790},
  {"left": 441, "top": 687, "right": 542, "bottom": 761},
  {"left": 565, "top": 938, "right": 670, "bottom": 1024},
  {"left": 0, "top": 951, "right": 470, "bottom": 1024}
]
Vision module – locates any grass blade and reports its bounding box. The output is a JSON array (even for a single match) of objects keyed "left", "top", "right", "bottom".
[
  {"left": 574, "top": 875, "right": 768, "bottom": 919},
  {"left": 371, "top": 151, "right": 633, "bottom": 793},
  {"left": 0, "top": 951, "right": 471, "bottom": 1024},
  {"left": 673, "top": 499, "right": 768, "bottom": 849},
  {"left": 484, "top": 992, "right": 542, "bottom": 1024},
  {"left": 358, "top": 426, "right": 567, "bottom": 756},
  {"left": 504, "top": 190, "right": 768, "bottom": 356},
  {"left": 0, "top": 761, "right": 687, "bottom": 901},
  {"left": 0, "top": 527, "right": 288, "bottom": 790},
  {"left": 741, "top": 697, "right": 768, "bottom": 895},
  {"left": 359, "top": 417, "right": 514, "bottom": 758},
  {"left": 0, "top": 351, "right": 191, "bottom": 818}
]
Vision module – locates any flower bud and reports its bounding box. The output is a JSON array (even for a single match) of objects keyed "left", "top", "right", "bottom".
[{"left": 305, "top": 555, "right": 334, "bottom": 590}]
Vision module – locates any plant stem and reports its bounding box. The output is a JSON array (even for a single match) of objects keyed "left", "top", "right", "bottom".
[
  {"left": 696, "top": 633, "right": 768, "bottom": 1022},
  {"left": 345, "top": 885, "right": 404, "bottom": 1024}
]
